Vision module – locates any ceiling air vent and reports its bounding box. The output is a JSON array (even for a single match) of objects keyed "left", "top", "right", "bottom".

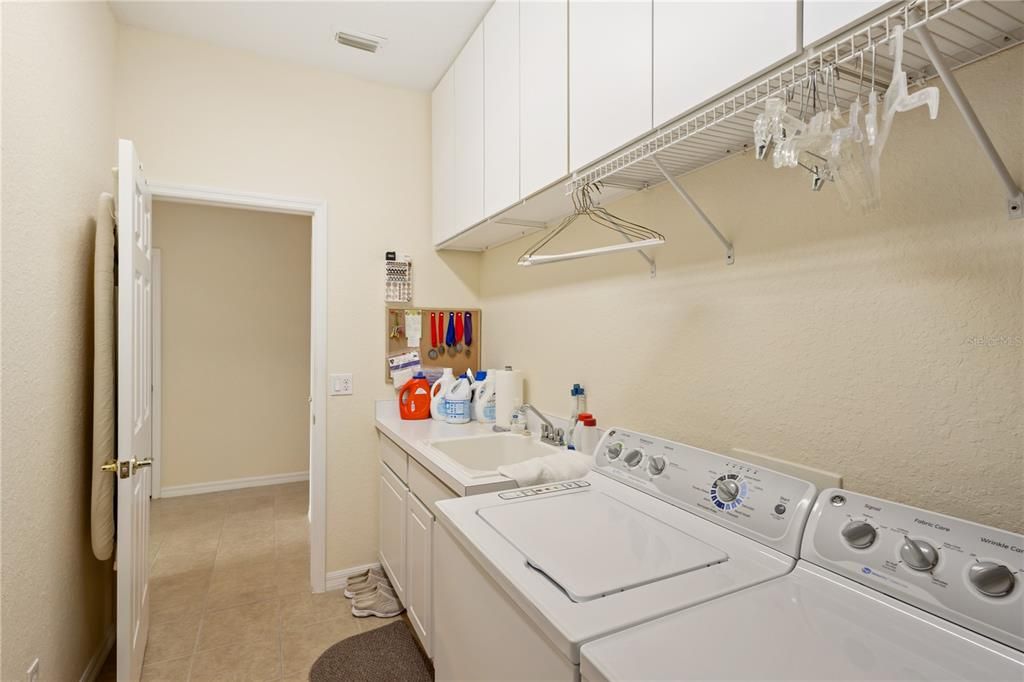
[{"left": 334, "top": 30, "right": 386, "bottom": 54}]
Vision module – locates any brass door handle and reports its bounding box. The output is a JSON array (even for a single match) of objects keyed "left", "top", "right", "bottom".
[{"left": 133, "top": 458, "right": 153, "bottom": 473}]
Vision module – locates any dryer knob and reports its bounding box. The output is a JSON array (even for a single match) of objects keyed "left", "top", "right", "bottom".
[
  {"left": 606, "top": 442, "right": 624, "bottom": 460},
  {"left": 900, "top": 537, "right": 939, "bottom": 571},
  {"left": 841, "top": 521, "right": 877, "bottom": 549},
  {"left": 716, "top": 478, "right": 740, "bottom": 503},
  {"left": 969, "top": 562, "right": 1015, "bottom": 598},
  {"left": 623, "top": 449, "right": 644, "bottom": 469},
  {"left": 648, "top": 455, "right": 666, "bottom": 476}
]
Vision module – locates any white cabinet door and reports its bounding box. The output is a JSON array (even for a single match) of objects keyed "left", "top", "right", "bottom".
[
  {"left": 454, "top": 24, "right": 486, "bottom": 233},
  {"left": 520, "top": 0, "right": 568, "bottom": 197},
  {"left": 803, "top": 0, "right": 894, "bottom": 47},
  {"left": 569, "top": 0, "right": 652, "bottom": 171},
  {"left": 431, "top": 67, "right": 455, "bottom": 246},
  {"left": 405, "top": 493, "right": 434, "bottom": 656},
  {"left": 484, "top": 0, "right": 520, "bottom": 216},
  {"left": 379, "top": 462, "right": 407, "bottom": 603},
  {"left": 654, "top": 1, "right": 799, "bottom": 126}
]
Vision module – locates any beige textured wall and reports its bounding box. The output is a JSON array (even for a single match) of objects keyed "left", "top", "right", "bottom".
[
  {"left": 481, "top": 46, "right": 1024, "bottom": 533},
  {"left": 116, "top": 26, "right": 479, "bottom": 571},
  {"left": 1, "top": 2, "right": 117, "bottom": 679},
  {"left": 153, "top": 201, "right": 311, "bottom": 489}
]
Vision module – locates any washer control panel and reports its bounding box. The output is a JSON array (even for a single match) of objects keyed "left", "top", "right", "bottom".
[
  {"left": 804, "top": 489, "right": 1024, "bottom": 652},
  {"left": 593, "top": 428, "right": 817, "bottom": 558}
]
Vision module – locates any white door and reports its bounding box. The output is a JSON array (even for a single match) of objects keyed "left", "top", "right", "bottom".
[
  {"left": 569, "top": 0, "right": 652, "bottom": 171},
  {"left": 654, "top": 1, "right": 799, "bottom": 126},
  {"left": 379, "top": 462, "right": 407, "bottom": 603},
  {"left": 520, "top": 0, "right": 568, "bottom": 197},
  {"left": 116, "top": 139, "right": 154, "bottom": 682},
  {"left": 453, "top": 24, "right": 485, "bottom": 233},
  {"left": 431, "top": 66, "right": 455, "bottom": 246},
  {"left": 483, "top": 0, "right": 520, "bottom": 216},
  {"left": 405, "top": 492, "right": 434, "bottom": 655}
]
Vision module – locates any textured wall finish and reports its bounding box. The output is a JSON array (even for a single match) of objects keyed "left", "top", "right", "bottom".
[
  {"left": 480, "top": 46, "right": 1023, "bottom": 533},
  {"left": 1, "top": 2, "right": 117, "bottom": 680},
  {"left": 116, "top": 26, "right": 480, "bottom": 571},
  {"left": 153, "top": 201, "right": 311, "bottom": 489}
]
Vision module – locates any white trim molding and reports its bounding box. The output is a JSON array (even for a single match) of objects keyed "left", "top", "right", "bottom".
[
  {"left": 80, "top": 625, "right": 115, "bottom": 682},
  {"left": 149, "top": 182, "right": 329, "bottom": 593},
  {"left": 325, "top": 563, "right": 383, "bottom": 592},
  {"left": 160, "top": 471, "right": 310, "bottom": 498}
]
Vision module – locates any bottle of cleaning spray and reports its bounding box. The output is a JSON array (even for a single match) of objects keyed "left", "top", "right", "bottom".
[{"left": 567, "top": 384, "right": 586, "bottom": 450}]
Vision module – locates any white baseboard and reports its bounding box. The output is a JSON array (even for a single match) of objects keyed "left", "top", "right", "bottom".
[
  {"left": 325, "top": 562, "right": 382, "bottom": 592},
  {"left": 160, "top": 471, "right": 309, "bottom": 498},
  {"left": 80, "top": 624, "right": 115, "bottom": 682}
]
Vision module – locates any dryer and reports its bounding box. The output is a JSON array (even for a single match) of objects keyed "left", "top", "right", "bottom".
[{"left": 432, "top": 428, "right": 818, "bottom": 680}]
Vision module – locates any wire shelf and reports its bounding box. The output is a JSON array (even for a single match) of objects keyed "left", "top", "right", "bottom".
[{"left": 567, "top": 0, "right": 1024, "bottom": 194}]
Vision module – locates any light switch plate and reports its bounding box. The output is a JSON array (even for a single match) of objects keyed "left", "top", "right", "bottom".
[{"left": 330, "top": 373, "right": 353, "bottom": 396}]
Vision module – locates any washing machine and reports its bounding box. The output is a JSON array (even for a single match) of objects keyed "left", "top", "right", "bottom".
[
  {"left": 432, "top": 428, "right": 819, "bottom": 680},
  {"left": 581, "top": 488, "right": 1024, "bottom": 680}
]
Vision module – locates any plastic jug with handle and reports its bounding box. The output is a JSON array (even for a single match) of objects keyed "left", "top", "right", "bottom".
[
  {"left": 445, "top": 374, "right": 473, "bottom": 425},
  {"left": 398, "top": 372, "right": 431, "bottom": 420},
  {"left": 430, "top": 368, "right": 456, "bottom": 421},
  {"left": 472, "top": 371, "right": 496, "bottom": 423}
]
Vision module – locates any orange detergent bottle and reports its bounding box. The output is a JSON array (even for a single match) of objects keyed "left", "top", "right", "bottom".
[{"left": 398, "top": 372, "right": 431, "bottom": 420}]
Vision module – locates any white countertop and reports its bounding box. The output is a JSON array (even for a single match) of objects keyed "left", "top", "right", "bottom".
[{"left": 374, "top": 400, "right": 519, "bottom": 496}]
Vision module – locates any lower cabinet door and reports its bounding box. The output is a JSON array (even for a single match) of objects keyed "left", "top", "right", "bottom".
[
  {"left": 379, "top": 462, "right": 407, "bottom": 603},
  {"left": 405, "top": 492, "right": 434, "bottom": 655}
]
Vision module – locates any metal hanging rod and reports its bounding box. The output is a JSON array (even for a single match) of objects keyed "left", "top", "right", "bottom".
[{"left": 568, "top": 0, "right": 1024, "bottom": 205}]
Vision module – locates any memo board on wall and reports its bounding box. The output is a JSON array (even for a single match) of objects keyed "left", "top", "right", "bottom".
[{"left": 385, "top": 306, "right": 482, "bottom": 383}]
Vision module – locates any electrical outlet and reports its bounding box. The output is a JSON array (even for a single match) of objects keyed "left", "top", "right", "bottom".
[
  {"left": 330, "top": 373, "right": 353, "bottom": 396},
  {"left": 27, "top": 658, "right": 39, "bottom": 682}
]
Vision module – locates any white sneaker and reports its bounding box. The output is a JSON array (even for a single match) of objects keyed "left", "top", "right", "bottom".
[
  {"left": 344, "top": 573, "right": 389, "bottom": 599},
  {"left": 351, "top": 584, "right": 403, "bottom": 618},
  {"left": 343, "top": 567, "right": 384, "bottom": 594}
]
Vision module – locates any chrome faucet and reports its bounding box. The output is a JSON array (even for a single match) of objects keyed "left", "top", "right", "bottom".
[{"left": 493, "top": 403, "right": 565, "bottom": 447}]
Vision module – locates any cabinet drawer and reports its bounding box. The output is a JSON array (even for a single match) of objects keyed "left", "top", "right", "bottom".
[
  {"left": 379, "top": 433, "right": 409, "bottom": 483},
  {"left": 408, "top": 458, "right": 458, "bottom": 517}
]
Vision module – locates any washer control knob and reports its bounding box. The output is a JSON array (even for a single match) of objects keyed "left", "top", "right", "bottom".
[
  {"left": 900, "top": 537, "right": 939, "bottom": 571},
  {"left": 841, "top": 521, "right": 877, "bottom": 549},
  {"left": 623, "top": 449, "right": 644, "bottom": 469},
  {"left": 648, "top": 455, "right": 666, "bottom": 476},
  {"left": 606, "top": 442, "right": 624, "bottom": 460},
  {"left": 716, "top": 478, "right": 740, "bottom": 503},
  {"left": 969, "top": 562, "right": 1016, "bottom": 598}
]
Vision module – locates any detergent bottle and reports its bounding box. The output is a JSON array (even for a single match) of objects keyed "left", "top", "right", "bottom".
[
  {"left": 398, "top": 373, "right": 431, "bottom": 420},
  {"left": 430, "top": 368, "right": 456, "bottom": 421},
  {"left": 445, "top": 374, "right": 473, "bottom": 424},
  {"left": 472, "top": 371, "right": 496, "bottom": 423}
]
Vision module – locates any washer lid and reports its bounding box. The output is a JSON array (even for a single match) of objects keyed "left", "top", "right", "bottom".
[{"left": 477, "top": 491, "right": 728, "bottom": 603}]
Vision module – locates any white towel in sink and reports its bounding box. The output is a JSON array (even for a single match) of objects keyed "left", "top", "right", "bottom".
[{"left": 497, "top": 452, "right": 594, "bottom": 487}]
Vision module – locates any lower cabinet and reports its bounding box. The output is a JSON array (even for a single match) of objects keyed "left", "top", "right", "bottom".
[
  {"left": 405, "top": 492, "right": 434, "bottom": 654},
  {"left": 378, "top": 461, "right": 407, "bottom": 604}
]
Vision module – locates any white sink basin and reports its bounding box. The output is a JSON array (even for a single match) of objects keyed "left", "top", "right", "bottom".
[{"left": 427, "top": 433, "right": 561, "bottom": 478}]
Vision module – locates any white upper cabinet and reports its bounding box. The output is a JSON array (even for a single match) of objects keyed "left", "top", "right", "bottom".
[
  {"left": 520, "top": 0, "right": 568, "bottom": 197},
  {"left": 654, "top": 1, "right": 799, "bottom": 127},
  {"left": 569, "top": 0, "right": 652, "bottom": 172},
  {"left": 484, "top": 0, "right": 521, "bottom": 216},
  {"left": 431, "top": 66, "right": 455, "bottom": 245},
  {"left": 454, "top": 24, "right": 486, "bottom": 234},
  {"left": 803, "top": 1, "right": 895, "bottom": 47}
]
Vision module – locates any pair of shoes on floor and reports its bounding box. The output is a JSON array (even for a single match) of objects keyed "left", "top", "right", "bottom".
[{"left": 344, "top": 568, "right": 404, "bottom": 618}]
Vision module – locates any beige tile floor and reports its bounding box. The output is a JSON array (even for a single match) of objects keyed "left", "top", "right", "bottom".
[{"left": 98, "top": 482, "right": 399, "bottom": 681}]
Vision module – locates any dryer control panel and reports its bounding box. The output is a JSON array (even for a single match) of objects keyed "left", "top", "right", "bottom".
[
  {"left": 593, "top": 428, "right": 817, "bottom": 558},
  {"left": 803, "top": 489, "right": 1023, "bottom": 652}
]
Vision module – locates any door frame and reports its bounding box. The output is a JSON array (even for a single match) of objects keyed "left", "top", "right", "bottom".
[{"left": 148, "top": 182, "right": 329, "bottom": 594}]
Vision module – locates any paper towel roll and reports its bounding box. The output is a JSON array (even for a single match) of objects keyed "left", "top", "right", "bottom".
[{"left": 495, "top": 368, "right": 524, "bottom": 428}]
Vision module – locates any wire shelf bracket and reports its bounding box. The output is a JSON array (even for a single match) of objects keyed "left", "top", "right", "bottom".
[
  {"left": 652, "top": 155, "right": 735, "bottom": 265},
  {"left": 914, "top": 21, "right": 1023, "bottom": 220}
]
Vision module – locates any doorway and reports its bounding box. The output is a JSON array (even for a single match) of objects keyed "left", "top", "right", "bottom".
[{"left": 149, "top": 184, "right": 328, "bottom": 594}]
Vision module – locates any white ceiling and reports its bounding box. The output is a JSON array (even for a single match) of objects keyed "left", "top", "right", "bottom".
[{"left": 110, "top": 1, "right": 493, "bottom": 91}]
